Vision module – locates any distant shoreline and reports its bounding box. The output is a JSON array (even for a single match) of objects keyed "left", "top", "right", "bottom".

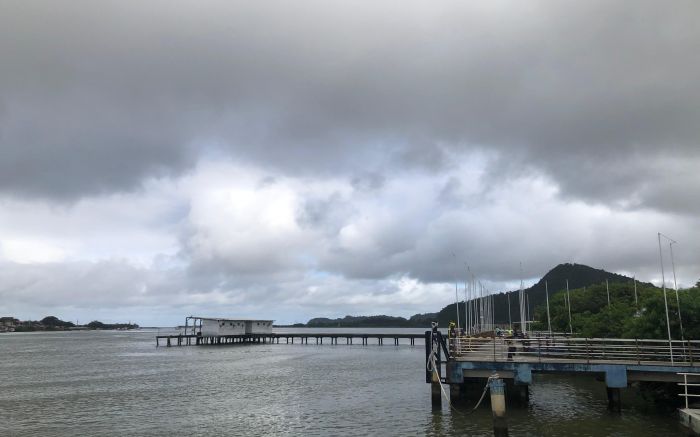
[{"left": 0, "top": 316, "right": 139, "bottom": 333}]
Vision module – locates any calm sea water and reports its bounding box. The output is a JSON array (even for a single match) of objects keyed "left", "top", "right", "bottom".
[{"left": 0, "top": 329, "right": 686, "bottom": 436}]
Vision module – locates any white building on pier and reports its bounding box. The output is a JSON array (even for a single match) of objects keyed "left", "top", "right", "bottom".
[{"left": 186, "top": 316, "right": 273, "bottom": 336}]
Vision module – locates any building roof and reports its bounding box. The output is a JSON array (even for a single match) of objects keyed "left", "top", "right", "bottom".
[{"left": 188, "top": 316, "right": 274, "bottom": 322}]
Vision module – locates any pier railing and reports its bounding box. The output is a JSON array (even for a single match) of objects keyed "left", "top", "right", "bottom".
[
  {"left": 678, "top": 372, "right": 700, "bottom": 409},
  {"left": 450, "top": 335, "right": 700, "bottom": 366}
]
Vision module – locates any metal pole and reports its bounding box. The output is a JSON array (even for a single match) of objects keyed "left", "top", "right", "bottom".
[
  {"left": 606, "top": 279, "right": 610, "bottom": 308},
  {"left": 633, "top": 277, "right": 638, "bottom": 308},
  {"left": 519, "top": 263, "right": 526, "bottom": 335},
  {"left": 452, "top": 253, "right": 460, "bottom": 331},
  {"left": 526, "top": 292, "right": 531, "bottom": 331},
  {"left": 566, "top": 279, "right": 573, "bottom": 335},
  {"left": 464, "top": 279, "right": 469, "bottom": 336},
  {"left": 464, "top": 264, "right": 472, "bottom": 335},
  {"left": 670, "top": 241, "right": 685, "bottom": 342},
  {"left": 507, "top": 293, "right": 512, "bottom": 330},
  {"left": 545, "top": 281, "right": 552, "bottom": 337},
  {"left": 658, "top": 232, "right": 674, "bottom": 364},
  {"left": 474, "top": 283, "right": 478, "bottom": 333},
  {"left": 480, "top": 282, "right": 485, "bottom": 332},
  {"left": 455, "top": 282, "right": 461, "bottom": 331}
]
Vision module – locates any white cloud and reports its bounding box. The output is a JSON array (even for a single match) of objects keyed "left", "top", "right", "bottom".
[
  {"left": 1, "top": 239, "right": 68, "bottom": 264},
  {"left": 2, "top": 156, "right": 698, "bottom": 325}
]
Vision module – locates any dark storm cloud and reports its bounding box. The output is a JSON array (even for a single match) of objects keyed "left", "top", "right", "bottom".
[{"left": 1, "top": 0, "right": 698, "bottom": 210}]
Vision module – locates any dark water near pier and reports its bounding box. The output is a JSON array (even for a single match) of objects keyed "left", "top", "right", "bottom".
[{"left": 0, "top": 328, "right": 685, "bottom": 436}]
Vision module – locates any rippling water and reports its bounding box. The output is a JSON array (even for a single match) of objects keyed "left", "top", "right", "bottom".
[{"left": 0, "top": 329, "right": 685, "bottom": 436}]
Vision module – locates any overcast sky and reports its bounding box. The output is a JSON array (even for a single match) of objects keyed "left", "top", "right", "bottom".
[{"left": 1, "top": 1, "right": 698, "bottom": 326}]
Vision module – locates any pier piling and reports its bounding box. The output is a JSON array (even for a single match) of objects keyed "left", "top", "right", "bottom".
[
  {"left": 489, "top": 377, "right": 508, "bottom": 436},
  {"left": 606, "top": 387, "right": 621, "bottom": 412}
]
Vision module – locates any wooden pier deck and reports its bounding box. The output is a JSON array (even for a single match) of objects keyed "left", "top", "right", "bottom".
[{"left": 156, "top": 332, "right": 424, "bottom": 347}]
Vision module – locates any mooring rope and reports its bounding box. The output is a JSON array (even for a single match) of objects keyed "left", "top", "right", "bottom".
[{"left": 427, "top": 333, "right": 496, "bottom": 415}]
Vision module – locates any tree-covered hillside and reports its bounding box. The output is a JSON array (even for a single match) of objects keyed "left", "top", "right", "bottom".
[
  {"left": 436, "top": 263, "right": 642, "bottom": 327},
  {"left": 306, "top": 315, "right": 417, "bottom": 328},
  {"left": 532, "top": 281, "right": 700, "bottom": 340}
]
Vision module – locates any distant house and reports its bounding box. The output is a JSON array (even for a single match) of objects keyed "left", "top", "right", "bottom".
[{"left": 186, "top": 317, "right": 273, "bottom": 336}]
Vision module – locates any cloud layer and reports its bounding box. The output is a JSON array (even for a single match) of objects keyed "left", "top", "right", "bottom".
[{"left": 0, "top": 1, "right": 698, "bottom": 324}]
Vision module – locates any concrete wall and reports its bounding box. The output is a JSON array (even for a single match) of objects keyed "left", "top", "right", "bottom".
[
  {"left": 246, "top": 320, "right": 273, "bottom": 334},
  {"left": 679, "top": 408, "right": 700, "bottom": 435},
  {"left": 200, "top": 319, "right": 246, "bottom": 336}
]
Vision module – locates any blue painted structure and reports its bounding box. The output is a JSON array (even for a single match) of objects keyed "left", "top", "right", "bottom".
[
  {"left": 446, "top": 360, "right": 700, "bottom": 387},
  {"left": 424, "top": 329, "right": 700, "bottom": 390}
]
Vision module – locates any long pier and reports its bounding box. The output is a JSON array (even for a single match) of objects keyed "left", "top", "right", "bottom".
[
  {"left": 156, "top": 332, "right": 424, "bottom": 347},
  {"left": 425, "top": 327, "right": 700, "bottom": 414}
]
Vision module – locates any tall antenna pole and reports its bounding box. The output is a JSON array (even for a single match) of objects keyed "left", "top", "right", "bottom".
[
  {"left": 480, "top": 282, "right": 485, "bottom": 332},
  {"left": 658, "top": 232, "right": 674, "bottom": 364},
  {"left": 606, "top": 279, "right": 610, "bottom": 308},
  {"left": 519, "top": 263, "right": 526, "bottom": 334},
  {"left": 507, "top": 292, "right": 512, "bottom": 330},
  {"left": 545, "top": 281, "right": 552, "bottom": 337},
  {"left": 464, "top": 263, "right": 474, "bottom": 335},
  {"left": 526, "top": 293, "right": 531, "bottom": 329},
  {"left": 633, "top": 276, "right": 638, "bottom": 308},
  {"left": 566, "top": 279, "right": 573, "bottom": 336},
  {"left": 452, "top": 253, "right": 460, "bottom": 331},
  {"left": 455, "top": 282, "right": 461, "bottom": 331},
  {"left": 464, "top": 270, "right": 469, "bottom": 335},
  {"left": 471, "top": 273, "right": 476, "bottom": 333},
  {"left": 670, "top": 240, "right": 685, "bottom": 342}
]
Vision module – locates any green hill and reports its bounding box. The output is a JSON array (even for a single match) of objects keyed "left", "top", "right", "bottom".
[
  {"left": 436, "top": 263, "right": 648, "bottom": 327},
  {"left": 303, "top": 263, "right": 671, "bottom": 329},
  {"left": 532, "top": 280, "right": 700, "bottom": 339},
  {"left": 306, "top": 315, "right": 416, "bottom": 328}
]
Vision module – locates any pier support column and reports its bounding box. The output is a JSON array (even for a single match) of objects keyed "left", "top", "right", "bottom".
[
  {"left": 606, "top": 387, "right": 621, "bottom": 413},
  {"left": 489, "top": 377, "right": 509, "bottom": 436},
  {"left": 431, "top": 369, "right": 442, "bottom": 409},
  {"left": 603, "top": 365, "right": 626, "bottom": 413},
  {"left": 426, "top": 325, "right": 442, "bottom": 409},
  {"left": 515, "top": 384, "right": 529, "bottom": 404}
]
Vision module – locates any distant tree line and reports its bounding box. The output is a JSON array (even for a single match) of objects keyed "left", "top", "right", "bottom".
[
  {"left": 12, "top": 316, "right": 138, "bottom": 331},
  {"left": 305, "top": 314, "right": 437, "bottom": 328}
]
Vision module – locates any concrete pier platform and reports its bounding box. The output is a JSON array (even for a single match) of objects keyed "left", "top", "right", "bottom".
[{"left": 679, "top": 408, "right": 700, "bottom": 435}]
